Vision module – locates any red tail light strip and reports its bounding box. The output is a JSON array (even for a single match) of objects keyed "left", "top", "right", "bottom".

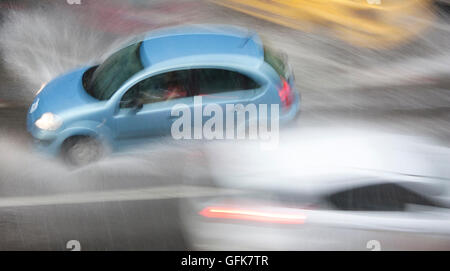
[
  {"left": 278, "top": 78, "right": 293, "bottom": 108},
  {"left": 199, "top": 206, "right": 306, "bottom": 224}
]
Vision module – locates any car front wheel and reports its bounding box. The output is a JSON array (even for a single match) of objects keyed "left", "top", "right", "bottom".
[{"left": 61, "top": 136, "right": 103, "bottom": 167}]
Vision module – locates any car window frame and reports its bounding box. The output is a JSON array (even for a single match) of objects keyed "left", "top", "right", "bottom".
[{"left": 111, "top": 64, "right": 268, "bottom": 113}]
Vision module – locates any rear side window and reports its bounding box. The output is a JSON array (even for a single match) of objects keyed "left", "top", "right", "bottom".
[
  {"left": 327, "top": 183, "right": 439, "bottom": 212},
  {"left": 264, "top": 46, "right": 286, "bottom": 77},
  {"left": 192, "top": 68, "right": 260, "bottom": 95}
]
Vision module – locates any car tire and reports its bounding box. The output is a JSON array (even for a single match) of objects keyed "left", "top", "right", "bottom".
[{"left": 61, "top": 136, "right": 104, "bottom": 167}]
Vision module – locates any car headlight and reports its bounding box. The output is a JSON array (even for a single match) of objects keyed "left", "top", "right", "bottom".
[{"left": 35, "top": 112, "right": 63, "bottom": 131}]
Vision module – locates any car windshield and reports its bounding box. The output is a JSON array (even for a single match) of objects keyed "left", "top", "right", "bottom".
[{"left": 86, "top": 42, "right": 144, "bottom": 100}]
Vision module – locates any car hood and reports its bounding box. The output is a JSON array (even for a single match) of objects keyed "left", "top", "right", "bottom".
[{"left": 27, "top": 66, "right": 97, "bottom": 128}]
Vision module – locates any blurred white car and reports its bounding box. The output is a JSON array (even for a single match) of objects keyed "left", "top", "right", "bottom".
[{"left": 180, "top": 130, "right": 450, "bottom": 250}]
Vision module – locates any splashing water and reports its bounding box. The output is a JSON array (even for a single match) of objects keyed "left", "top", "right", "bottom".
[{"left": 0, "top": 6, "right": 125, "bottom": 102}]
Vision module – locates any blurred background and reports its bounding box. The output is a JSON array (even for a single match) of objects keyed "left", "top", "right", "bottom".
[{"left": 0, "top": 0, "right": 450, "bottom": 250}]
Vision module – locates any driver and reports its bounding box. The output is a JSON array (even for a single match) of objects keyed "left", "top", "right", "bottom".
[{"left": 163, "top": 71, "right": 187, "bottom": 100}]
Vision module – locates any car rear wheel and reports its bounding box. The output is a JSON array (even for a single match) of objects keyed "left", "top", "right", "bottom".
[{"left": 62, "top": 136, "right": 103, "bottom": 167}]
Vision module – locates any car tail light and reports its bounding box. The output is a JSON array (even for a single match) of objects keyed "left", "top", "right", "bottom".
[
  {"left": 199, "top": 206, "right": 306, "bottom": 224},
  {"left": 278, "top": 78, "right": 293, "bottom": 109}
]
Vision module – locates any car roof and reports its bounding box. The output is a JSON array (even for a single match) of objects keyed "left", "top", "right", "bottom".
[{"left": 139, "top": 24, "right": 264, "bottom": 68}]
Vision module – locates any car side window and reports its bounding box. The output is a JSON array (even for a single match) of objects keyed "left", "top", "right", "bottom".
[
  {"left": 326, "top": 183, "right": 439, "bottom": 212},
  {"left": 191, "top": 68, "right": 260, "bottom": 95},
  {"left": 120, "top": 70, "right": 191, "bottom": 108}
]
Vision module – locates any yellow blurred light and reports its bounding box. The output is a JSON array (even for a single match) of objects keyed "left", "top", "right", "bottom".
[{"left": 212, "top": 0, "right": 434, "bottom": 49}]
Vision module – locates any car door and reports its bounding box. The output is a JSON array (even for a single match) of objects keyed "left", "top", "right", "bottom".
[
  {"left": 112, "top": 69, "right": 194, "bottom": 150},
  {"left": 190, "top": 68, "right": 261, "bottom": 138}
]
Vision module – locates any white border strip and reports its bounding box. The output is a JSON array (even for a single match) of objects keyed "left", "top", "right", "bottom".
[{"left": 0, "top": 185, "right": 243, "bottom": 208}]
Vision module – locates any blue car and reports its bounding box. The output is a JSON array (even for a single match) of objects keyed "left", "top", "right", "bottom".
[{"left": 27, "top": 25, "right": 300, "bottom": 166}]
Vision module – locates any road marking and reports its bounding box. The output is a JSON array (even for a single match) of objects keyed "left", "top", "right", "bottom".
[{"left": 0, "top": 185, "right": 243, "bottom": 208}]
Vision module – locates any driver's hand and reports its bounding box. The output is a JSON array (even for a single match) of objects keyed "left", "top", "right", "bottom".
[{"left": 163, "top": 88, "right": 187, "bottom": 100}]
